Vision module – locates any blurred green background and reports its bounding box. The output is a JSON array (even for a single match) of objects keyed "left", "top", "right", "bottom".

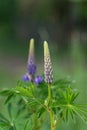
[{"left": 0, "top": 0, "right": 87, "bottom": 130}]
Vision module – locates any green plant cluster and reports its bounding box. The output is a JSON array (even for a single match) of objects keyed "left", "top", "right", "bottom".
[{"left": 0, "top": 78, "right": 87, "bottom": 130}]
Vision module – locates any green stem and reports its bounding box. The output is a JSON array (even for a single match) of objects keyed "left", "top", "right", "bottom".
[
  {"left": 33, "top": 97, "right": 48, "bottom": 111},
  {"left": 34, "top": 111, "right": 37, "bottom": 130},
  {"left": 48, "top": 84, "right": 56, "bottom": 130},
  {"left": 48, "top": 84, "right": 51, "bottom": 103}
]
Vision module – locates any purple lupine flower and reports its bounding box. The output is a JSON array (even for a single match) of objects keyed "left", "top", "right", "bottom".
[
  {"left": 22, "top": 38, "right": 36, "bottom": 82},
  {"left": 28, "top": 63, "right": 36, "bottom": 75},
  {"left": 28, "top": 38, "right": 36, "bottom": 75},
  {"left": 22, "top": 73, "right": 32, "bottom": 82},
  {"left": 44, "top": 41, "right": 53, "bottom": 84},
  {"left": 34, "top": 75, "right": 43, "bottom": 84}
]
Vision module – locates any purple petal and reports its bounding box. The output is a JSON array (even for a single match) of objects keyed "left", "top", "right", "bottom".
[
  {"left": 28, "top": 63, "right": 36, "bottom": 75},
  {"left": 22, "top": 73, "right": 31, "bottom": 82},
  {"left": 34, "top": 75, "right": 43, "bottom": 84}
]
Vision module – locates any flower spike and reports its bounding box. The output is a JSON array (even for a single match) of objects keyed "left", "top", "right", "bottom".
[
  {"left": 44, "top": 41, "right": 53, "bottom": 84},
  {"left": 28, "top": 38, "right": 36, "bottom": 75},
  {"left": 22, "top": 38, "right": 43, "bottom": 84},
  {"left": 28, "top": 38, "right": 34, "bottom": 65}
]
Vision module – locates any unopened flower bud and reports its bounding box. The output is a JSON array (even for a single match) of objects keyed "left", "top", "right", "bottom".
[
  {"left": 44, "top": 99, "right": 48, "bottom": 106},
  {"left": 44, "top": 41, "right": 53, "bottom": 84}
]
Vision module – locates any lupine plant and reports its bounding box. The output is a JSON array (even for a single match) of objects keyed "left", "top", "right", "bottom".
[{"left": 0, "top": 39, "right": 87, "bottom": 130}]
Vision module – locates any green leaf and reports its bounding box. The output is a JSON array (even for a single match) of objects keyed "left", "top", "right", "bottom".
[
  {"left": 72, "top": 105, "right": 87, "bottom": 124},
  {"left": 9, "top": 125, "right": 16, "bottom": 130},
  {"left": 16, "top": 99, "right": 26, "bottom": 118},
  {"left": 28, "top": 99, "right": 38, "bottom": 106},
  {"left": 24, "top": 120, "right": 29, "bottom": 130},
  {"left": 0, "top": 120, "right": 10, "bottom": 127},
  {"left": 0, "top": 89, "right": 14, "bottom": 96},
  {"left": 38, "top": 107, "right": 45, "bottom": 118},
  {"left": 0, "top": 126, "right": 9, "bottom": 130},
  {"left": 0, "top": 113, "right": 10, "bottom": 128},
  {"left": 70, "top": 92, "right": 79, "bottom": 103},
  {"left": 17, "top": 80, "right": 32, "bottom": 88},
  {"left": 8, "top": 103, "right": 12, "bottom": 120},
  {"left": 24, "top": 119, "right": 34, "bottom": 130},
  {"left": 58, "top": 87, "right": 79, "bottom": 104},
  {"left": 16, "top": 86, "right": 33, "bottom": 97},
  {"left": 5, "top": 94, "right": 14, "bottom": 104},
  {"left": 0, "top": 113, "right": 10, "bottom": 124}
]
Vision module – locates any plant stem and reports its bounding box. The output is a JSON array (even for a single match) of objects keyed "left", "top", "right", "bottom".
[
  {"left": 34, "top": 110, "right": 38, "bottom": 130},
  {"left": 48, "top": 84, "right": 56, "bottom": 130},
  {"left": 48, "top": 84, "right": 51, "bottom": 103}
]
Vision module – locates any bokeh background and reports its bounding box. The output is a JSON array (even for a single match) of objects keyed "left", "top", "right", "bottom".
[{"left": 0, "top": 0, "right": 87, "bottom": 130}]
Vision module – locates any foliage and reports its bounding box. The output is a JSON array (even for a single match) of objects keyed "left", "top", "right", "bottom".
[{"left": 0, "top": 78, "right": 87, "bottom": 130}]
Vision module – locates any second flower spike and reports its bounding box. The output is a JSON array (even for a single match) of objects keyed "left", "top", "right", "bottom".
[{"left": 44, "top": 41, "right": 53, "bottom": 84}]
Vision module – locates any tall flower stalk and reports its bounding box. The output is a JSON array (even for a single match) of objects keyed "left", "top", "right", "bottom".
[
  {"left": 44, "top": 41, "right": 56, "bottom": 130},
  {"left": 22, "top": 39, "right": 43, "bottom": 85},
  {"left": 22, "top": 38, "right": 36, "bottom": 82},
  {"left": 27, "top": 38, "right": 36, "bottom": 82},
  {"left": 44, "top": 41, "right": 53, "bottom": 84}
]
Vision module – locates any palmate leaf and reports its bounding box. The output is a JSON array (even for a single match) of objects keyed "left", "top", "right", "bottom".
[
  {"left": 64, "top": 104, "right": 87, "bottom": 124},
  {"left": 57, "top": 87, "right": 79, "bottom": 104},
  {"left": 5, "top": 94, "right": 15, "bottom": 104},
  {"left": 64, "top": 105, "right": 77, "bottom": 123},
  {"left": 65, "top": 87, "right": 79, "bottom": 104},
  {"left": 51, "top": 86, "right": 87, "bottom": 124},
  {"left": 9, "top": 125, "right": 16, "bottom": 130},
  {"left": 15, "top": 99, "right": 26, "bottom": 118},
  {"left": 52, "top": 79, "right": 76, "bottom": 102},
  {"left": 0, "top": 113, "right": 10, "bottom": 124},
  {"left": 17, "top": 80, "right": 32, "bottom": 88},
  {"left": 24, "top": 120, "right": 29, "bottom": 130},
  {"left": 37, "top": 107, "right": 45, "bottom": 118},
  {"left": 0, "top": 126, "right": 6, "bottom": 130},
  {"left": 0, "top": 89, "right": 15, "bottom": 104},
  {"left": 0, "top": 113, "right": 11, "bottom": 130},
  {"left": 15, "top": 80, "right": 35, "bottom": 97},
  {"left": 0, "top": 89, "right": 15, "bottom": 96},
  {"left": 72, "top": 105, "right": 87, "bottom": 124},
  {"left": 8, "top": 103, "right": 12, "bottom": 120},
  {"left": 0, "top": 126, "right": 9, "bottom": 130},
  {"left": 28, "top": 99, "right": 38, "bottom": 106},
  {"left": 52, "top": 103, "right": 87, "bottom": 124},
  {"left": 16, "top": 86, "right": 33, "bottom": 97},
  {"left": 0, "top": 89, "right": 12, "bottom": 96},
  {"left": 24, "top": 118, "right": 34, "bottom": 130}
]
